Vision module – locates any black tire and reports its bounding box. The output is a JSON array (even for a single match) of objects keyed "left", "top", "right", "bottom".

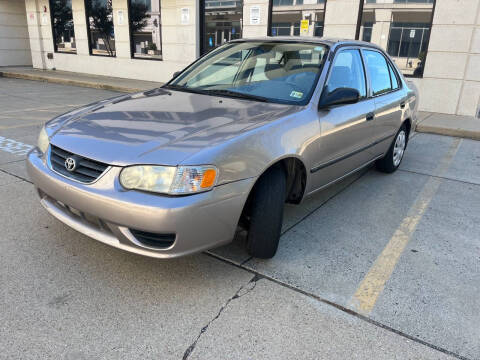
[
  {"left": 246, "top": 165, "right": 286, "bottom": 259},
  {"left": 376, "top": 124, "right": 408, "bottom": 173}
]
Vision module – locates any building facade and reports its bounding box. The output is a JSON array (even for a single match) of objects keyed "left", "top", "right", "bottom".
[
  {"left": 0, "top": 0, "right": 479, "bottom": 117},
  {"left": 0, "top": 0, "right": 32, "bottom": 66}
]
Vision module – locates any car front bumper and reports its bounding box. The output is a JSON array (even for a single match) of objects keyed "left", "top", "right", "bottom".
[{"left": 26, "top": 148, "right": 255, "bottom": 258}]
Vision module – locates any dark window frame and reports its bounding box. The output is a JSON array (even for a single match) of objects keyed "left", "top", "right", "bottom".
[
  {"left": 127, "top": 0, "right": 163, "bottom": 61},
  {"left": 49, "top": 0, "right": 77, "bottom": 55},
  {"left": 354, "top": 0, "right": 437, "bottom": 78}
]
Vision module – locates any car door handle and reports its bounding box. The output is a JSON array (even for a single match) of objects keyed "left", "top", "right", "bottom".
[
  {"left": 366, "top": 112, "right": 375, "bottom": 121},
  {"left": 400, "top": 102, "right": 406, "bottom": 109}
]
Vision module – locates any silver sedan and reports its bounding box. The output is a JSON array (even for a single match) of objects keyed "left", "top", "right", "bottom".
[{"left": 27, "top": 38, "right": 418, "bottom": 259}]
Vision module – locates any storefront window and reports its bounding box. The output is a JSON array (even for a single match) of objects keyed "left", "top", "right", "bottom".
[
  {"left": 50, "top": 0, "right": 76, "bottom": 54},
  {"left": 357, "top": 0, "right": 435, "bottom": 77},
  {"left": 85, "top": 0, "right": 116, "bottom": 57},
  {"left": 128, "top": 0, "right": 162, "bottom": 60},
  {"left": 270, "top": 0, "right": 326, "bottom": 38},
  {"left": 201, "top": 0, "right": 243, "bottom": 54}
]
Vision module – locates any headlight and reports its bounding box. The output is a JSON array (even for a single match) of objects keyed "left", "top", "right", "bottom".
[
  {"left": 37, "top": 126, "right": 49, "bottom": 154},
  {"left": 119, "top": 165, "right": 218, "bottom": 195}
]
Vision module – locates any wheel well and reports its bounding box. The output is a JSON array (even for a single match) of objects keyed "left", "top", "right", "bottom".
[
  {"left": 280, "top": 157, "right": 307, "bottom": 204},
  {"left": 237, "top": 157, "right": 306, "bottom": 231}
]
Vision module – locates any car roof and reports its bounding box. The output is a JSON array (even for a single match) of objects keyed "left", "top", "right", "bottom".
[{"left": 230, "top": 36, "right": 383, "bottom": 51}]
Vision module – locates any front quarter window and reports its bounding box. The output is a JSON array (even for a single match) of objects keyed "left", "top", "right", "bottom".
[{"left": 168, "top": 41, "right": 328, "bottom": 105}]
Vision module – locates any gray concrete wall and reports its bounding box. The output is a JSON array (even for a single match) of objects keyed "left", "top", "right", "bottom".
[
  {"left": 243, "top": 0, "right": 269, "bottom": 38},
  {"left": 323, "top": 0, "right": 360, "bottom": 38},
  {"left": 0, "top": 0, "right": 32, "bottom": 66},
  {"left": 416, "top": 0, "right": 480, "bottom": 116}
]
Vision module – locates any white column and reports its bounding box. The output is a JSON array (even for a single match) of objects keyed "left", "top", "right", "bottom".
[
  {"left": 111, "top": 0, "right": 130, "bottom": 58},
  {"left": 323, "top": 0, "right": 361, "bottom": 39},
  {"left": 25, "top": 0, "right": 54, "bottom": 69},
  {"left": 370, "top": 8, "right": 391, "bottom": 50},
  {"left": 0, "top": 0, "right": 32, "bottom": 66},
  {"left": 243, "top": 0, "right": 269, "bottom": 38},
  {"left": 71, "top": 0, "right": 90, "bottom": 56}
]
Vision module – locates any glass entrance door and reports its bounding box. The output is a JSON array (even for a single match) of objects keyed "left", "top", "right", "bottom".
[{"left": 201, "top": 1, "right": 243, "bottom": 54}]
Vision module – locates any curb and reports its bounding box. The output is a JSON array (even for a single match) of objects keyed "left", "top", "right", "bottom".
[
  {"left": 0, "top": 71, "right": 148, "bottom": 93},
  {"left": 416, "top": 124, "right": 480, "bottom": 141}
]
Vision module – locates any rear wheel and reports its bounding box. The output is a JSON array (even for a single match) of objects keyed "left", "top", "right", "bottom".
[
  {"left": 376, "top": 124, "right": 407, "bottom": 173},
  {"left": 246, "top": 165, "right": 286, "bottom": 259}
]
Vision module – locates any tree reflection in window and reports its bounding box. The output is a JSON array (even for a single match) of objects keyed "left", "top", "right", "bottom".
[
  {"left": 129, "top": 0, "right": 162, "bottom": 60},
  {"left": 50, "top": 0, "right": 76, "bottom": 53},
  {"left": 85, "top": 0, "right": 116, "bottom": 57}
]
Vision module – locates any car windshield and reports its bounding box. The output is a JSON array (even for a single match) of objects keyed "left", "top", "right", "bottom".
[{"left": 167, "top": 41, "right": 328, "bottom": 105}]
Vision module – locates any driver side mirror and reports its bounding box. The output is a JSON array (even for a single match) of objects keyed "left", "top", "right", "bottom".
[
  {"left": 319, "top": 87, "right": 360, "bottom": 109},
  {"left": 172, "top": 71, "right": 181, "bottom": 78}
]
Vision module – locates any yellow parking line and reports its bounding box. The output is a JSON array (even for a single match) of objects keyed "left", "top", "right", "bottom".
[
  {"left": 0, "top": 122, "right": 41, "bottom": 130},
  {"left": 350, "top": 137, "right": 461, "bottom": 315}
]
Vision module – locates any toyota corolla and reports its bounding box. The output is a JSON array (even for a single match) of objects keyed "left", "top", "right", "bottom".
[{"left": 27, "top": 38, "right": 418, "bottom": 259}]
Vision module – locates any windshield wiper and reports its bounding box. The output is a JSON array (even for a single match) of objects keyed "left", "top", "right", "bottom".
[
  {"left": 203, "top": 89, "right": 269, "bottom": 102},
  {"left": 163, "top": 85, "right": 269, "bottom": 102},
  {"left": 163, "top": 84, "right": 209, "bottom": 95}
]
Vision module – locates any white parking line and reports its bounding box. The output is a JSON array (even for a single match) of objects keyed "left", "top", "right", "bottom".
[{"left": 0, "top": 136, "right": 34, "bottom": 156}]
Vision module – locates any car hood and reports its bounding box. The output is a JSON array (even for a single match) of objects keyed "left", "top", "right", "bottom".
[{"left": 48, "top": 89, "right": 297, "bottom": 166}]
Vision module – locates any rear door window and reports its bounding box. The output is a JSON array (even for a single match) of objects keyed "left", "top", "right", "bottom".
[
  {"left": 388, "top": 62, "right": 399, "bottom": 90},
  {"left": 363, "top": 50, "right": 392, "bottom": 96}
]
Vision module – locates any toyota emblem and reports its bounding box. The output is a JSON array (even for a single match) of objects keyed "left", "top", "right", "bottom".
[{"left": 65, "top": 157, "right": 77, "bottom": 172}]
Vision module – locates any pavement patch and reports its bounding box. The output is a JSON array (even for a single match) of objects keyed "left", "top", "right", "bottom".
[
  {"left": 369, "top": 177, "right": 480, "bottom": 359},
  {"left": 350, "top": 138, "right": 461, "bottom": 315},
  {"left": 188, "top": 278, "right": 455, "bottom": 360},
  {"left": 0, "top": 183, "right": 254, "bottom": 360}
]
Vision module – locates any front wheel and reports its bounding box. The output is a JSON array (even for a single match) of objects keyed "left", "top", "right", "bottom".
[
  {"left": 246, "top": 165, "right": 286, "bottom": 259},
  {"left": 376, "top": 124, "right": 407, "bottom": 173}
]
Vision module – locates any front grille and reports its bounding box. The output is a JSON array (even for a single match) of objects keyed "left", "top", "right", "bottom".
[
  {"left": 49, "top": 145, "right": 109, "bottom": 183},
  {"left": 130, "top": 229, "right": 176, "bottom": 249}
]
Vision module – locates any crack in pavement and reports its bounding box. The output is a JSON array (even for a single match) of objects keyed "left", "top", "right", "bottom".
[
  {"left": 0, "top": 168, "right": 32, "bottom": 184},
  {"left": 182, "top": 274, "right": 261, "bottom": 360},
  {"left": 205, "top": 153, "right": 472, "bottom": 359},
  {"left": 206, "top": 252, "right": 471, "bottom": 360}
]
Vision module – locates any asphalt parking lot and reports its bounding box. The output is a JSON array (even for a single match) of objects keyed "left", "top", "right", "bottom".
[{"left": 0, "top": 77, "right": 479, "bottom": 360}]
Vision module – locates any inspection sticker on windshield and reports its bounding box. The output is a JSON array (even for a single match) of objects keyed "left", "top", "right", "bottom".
[{"left": 290, "top": 91, "right": 303, "bottom": 99}]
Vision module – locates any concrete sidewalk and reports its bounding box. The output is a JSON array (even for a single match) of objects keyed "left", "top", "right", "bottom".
[
  {"left": 416, "top": 112, "right": 480, "bottom": 141},
  {"left": 1, "top": 66, "right": 479, "bottom": 141},
  {"left": 0, "top": 66, "right": 160, "bottom": 93}
]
